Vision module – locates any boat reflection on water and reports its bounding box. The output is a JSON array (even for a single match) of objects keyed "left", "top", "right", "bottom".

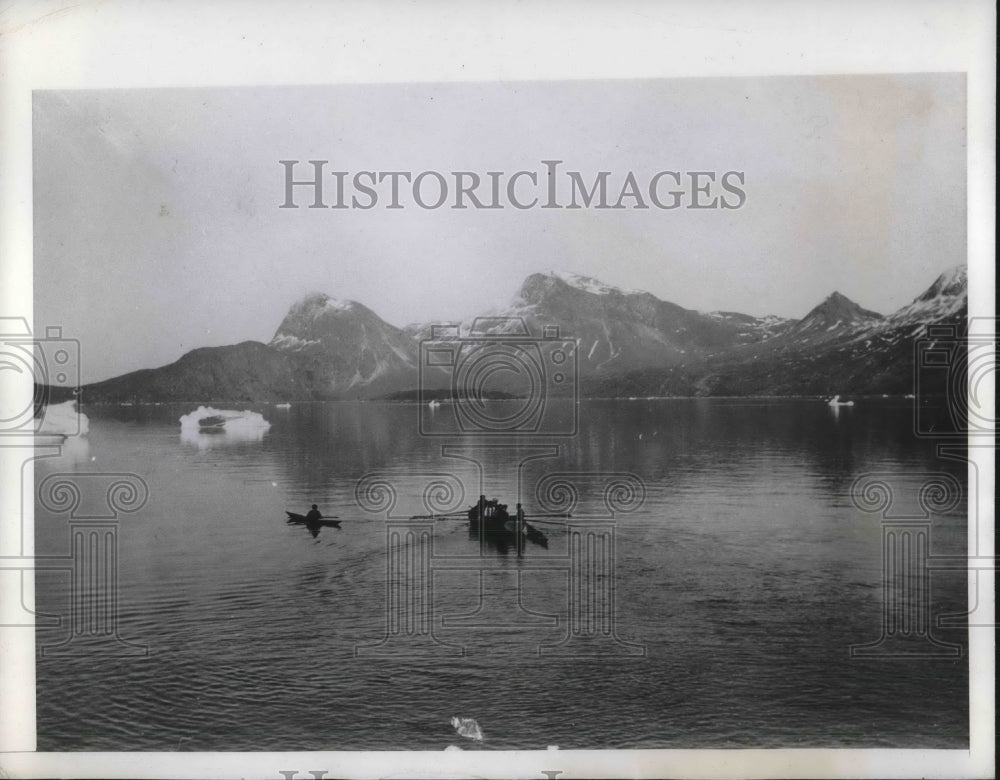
[{"left": 468, "top": 522, "right": 524, "bottom": 554}]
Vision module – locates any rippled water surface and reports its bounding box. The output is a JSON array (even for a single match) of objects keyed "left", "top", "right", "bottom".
[{"left": 35, "top": 399, "right": 968, "bottom": 750}]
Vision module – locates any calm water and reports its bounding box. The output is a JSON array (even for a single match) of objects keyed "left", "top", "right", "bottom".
[{"left": 35, "top": 399, "right": 968, "bottom": 750}]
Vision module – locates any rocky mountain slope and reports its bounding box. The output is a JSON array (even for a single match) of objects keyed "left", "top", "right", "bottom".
[
  {"left": 585, "top": 267, "right": 968, "bottom": 397},
  {"left": 269, "top": 293, "right": 417, "bottom": 397},
  {"left": 73, "top": 266, "right": 967, "bottom": 403},
  {"left": 81, "top": 341, "right": 313, "bottom": 403}
]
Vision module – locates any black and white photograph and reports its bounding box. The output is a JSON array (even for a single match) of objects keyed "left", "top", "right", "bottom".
[{"left": 0, "top": 3, "right": 994, "bottom": 779}]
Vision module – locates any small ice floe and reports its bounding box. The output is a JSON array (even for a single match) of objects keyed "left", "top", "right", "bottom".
[
  {"left": 179, "top": 406, "right": 270, "bottom": 448},
  {"left": 53, "top": 433, "right": 91, "bottom": 463},
  {"left": 450, "top": 716, "right": 483, "bottom": 742},
  {"left": 37, "top": 400, "right": 89, "bottom": 437}
]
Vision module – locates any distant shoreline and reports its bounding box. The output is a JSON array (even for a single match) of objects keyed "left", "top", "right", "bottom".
[{"left": 39, "top": 393, "right": 936, "bottom": 409}]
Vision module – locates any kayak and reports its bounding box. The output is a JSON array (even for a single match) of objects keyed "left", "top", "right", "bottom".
[{"left": 286, "top": 511, "right": 341, "bottom": 528}]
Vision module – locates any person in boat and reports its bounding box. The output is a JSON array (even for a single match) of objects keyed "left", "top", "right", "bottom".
[{"left": 305, "top": 504, "right": 322, "bottom": 523}]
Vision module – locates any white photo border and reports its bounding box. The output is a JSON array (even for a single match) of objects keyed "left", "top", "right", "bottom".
[{"left": 0, "top": 1, "right": 994, "bottom": 778}]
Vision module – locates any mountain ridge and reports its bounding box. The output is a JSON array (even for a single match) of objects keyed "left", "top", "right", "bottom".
[{"left": 71, "top": 265, "right": 967, "bottom": 403}]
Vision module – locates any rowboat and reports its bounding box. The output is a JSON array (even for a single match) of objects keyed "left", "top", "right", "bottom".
[
  {"left": 198, "top": 415, "right": 228, "bottom": 432},
  {"left": 468, "top": 498, "right": 547, "bottom": 549}
]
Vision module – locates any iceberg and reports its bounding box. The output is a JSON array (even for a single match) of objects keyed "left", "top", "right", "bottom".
[
  {"left": 37, "top": 399, "right": 89, "bottom": 437},
  {"left": 179, "top": 406, "right": 271, "bottom": 449},
  {"left": 450, "top": 716, "right": 483, "bottom": 742}
]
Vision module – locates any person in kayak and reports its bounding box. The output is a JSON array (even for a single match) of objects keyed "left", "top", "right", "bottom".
[{"left": 305, "top": 504, "right": 322, "bottom": 523}]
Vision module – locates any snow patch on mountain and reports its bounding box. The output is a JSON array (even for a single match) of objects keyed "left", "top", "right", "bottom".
[
  {"left": 270, "top": 334, "right": 321, "bottom": 352},
  {"left": 322, "top": 297, "right": 357, "bottom": 312},
  {"left": 549, "top": 270, "right": 641, "bottom": 296},
  {"left": 888, "top": 265, "right": 967, "bottom": 326}
]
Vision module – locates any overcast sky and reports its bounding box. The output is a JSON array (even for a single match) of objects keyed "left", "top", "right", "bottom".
[{"left": 34, "top": 75, "right": 965, "bottom": 383}]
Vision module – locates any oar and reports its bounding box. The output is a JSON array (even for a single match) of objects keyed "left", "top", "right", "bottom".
[
  {"left": 409, "top": 511, "right": 469, "bottom": 520},
  {"left": 521, "top": 515, "right": 571, "bottom": 525}
]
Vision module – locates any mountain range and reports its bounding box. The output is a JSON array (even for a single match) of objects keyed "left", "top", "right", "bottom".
[{"left": 71, "top": 265, "right": 968, "bottom": 403}]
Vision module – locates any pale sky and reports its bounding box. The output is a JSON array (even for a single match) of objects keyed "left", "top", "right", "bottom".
[{"left": 33, "top": 75, "right": 966, "bottom": 383}]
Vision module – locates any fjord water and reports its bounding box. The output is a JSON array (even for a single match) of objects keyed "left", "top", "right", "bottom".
[{"left": 35, "top": 399, "right": 968, "bottom": 750}]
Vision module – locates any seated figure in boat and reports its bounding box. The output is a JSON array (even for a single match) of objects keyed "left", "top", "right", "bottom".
[{"left": 468, "top": 497, "right": 510, "bottom": 528}]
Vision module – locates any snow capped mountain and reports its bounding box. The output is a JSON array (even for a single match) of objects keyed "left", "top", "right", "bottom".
[
  {"left": 77, "top": 265, "right": 968, "bottom": 402},
  {"left": 593, "top": 264, "right": 968, "bottom": 397},
  {"left": 886, "top": 265, "right": 967, "bottom": 328},
  {"left": 476, "top": 271, "right": 780, "bottom": 373},
  {"left": 916, "top": 265, "right": 967, "bottom": 301},
  {"left": 270, "top": 292, "right": 416, "bottom": 395},
  {"left": 780, "top": 291, "right": 884, "bottom": 346}
]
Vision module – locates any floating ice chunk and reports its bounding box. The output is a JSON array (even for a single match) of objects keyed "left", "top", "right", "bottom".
[
  {"left": 38, "top": 400, "right": 89, "bottom": 436},
  {"left": 179, "top": 405, "right": 271, "bottom": 432},
  {"left": 179, "top": 406, "right": 270, "bottom": 449},
  {"left": 54, "top": 433, "right": 91, "bottom": 463},
  {"left": 450, "top": 716, "right": 483, "bottom": 741}
]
